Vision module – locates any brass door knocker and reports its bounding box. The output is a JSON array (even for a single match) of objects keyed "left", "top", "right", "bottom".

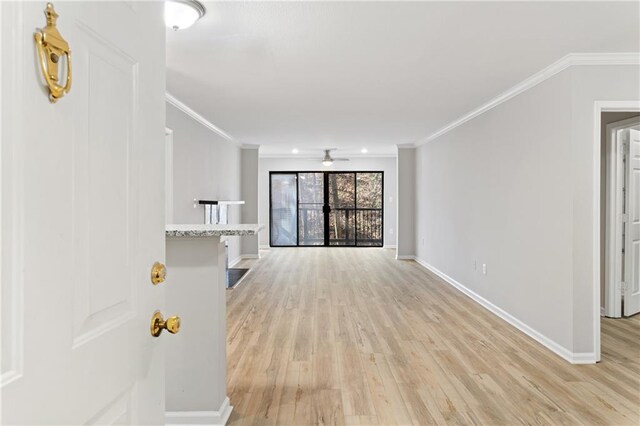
[{"left": 34, "top": 3, "right": 72, "bottom": 103}]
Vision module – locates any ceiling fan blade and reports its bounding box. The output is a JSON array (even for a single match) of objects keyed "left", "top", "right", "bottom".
[{"left": 298, "top": 157, "right": 350, "bottom": 162}]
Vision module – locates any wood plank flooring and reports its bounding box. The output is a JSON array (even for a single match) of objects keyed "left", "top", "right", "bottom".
[{"left": 226, "top": 248, "right": 640, "bottom": 425}]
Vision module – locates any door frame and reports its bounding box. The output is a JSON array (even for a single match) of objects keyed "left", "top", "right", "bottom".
[
  {"left": 269, "top": 170, "right": 384, "bottom": 248},
  {"left": 604, "top": 117, "right": 640, "bottom": 318},
  {"left": 593, "top": 101, "right": 640, "bottom": 362}
]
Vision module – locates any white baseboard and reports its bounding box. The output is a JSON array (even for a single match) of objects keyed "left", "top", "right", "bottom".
[
  {"left": 395, "top": 254, "right": 415, "bottom": 260},
  {"left": 412, "top": 257, "right": 596, "bottom": 365},
  {"left": 166, "top": 397, "right": 233, "bottom": 426},
  {"left": 259, "top": 245, "right": 270, "bottom": 250},
  {"left": 383, "top": 245, "right": 397, "bottom": 249},
  {"left": 571, "top": 352, "right": 598, "bottom": 364},
  {"left": 230, "top": 254, "right": 261, "bottom": 268},
  {"left": 600, "top": 306, "right": 605, "bottom": 317},
  {"left": 241, "top": 254, "right": 260, "bottom": 259}
]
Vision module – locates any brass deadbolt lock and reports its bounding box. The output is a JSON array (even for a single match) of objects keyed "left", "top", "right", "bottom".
[
  {"left": 151, "top": 262, "right": 166, "bottom": 285},
  {"left": 150, "top": 311, "right": 181, "bottom": 337}
]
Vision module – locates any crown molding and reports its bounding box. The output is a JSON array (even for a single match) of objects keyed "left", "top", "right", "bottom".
[
  {"left": 396, "top": 143, "right": 416, "bottom": 149},
  {"left": 165, "top": 92, "right": 235, "bottom": 143},
  {"left": 166, "top": 53, "right": 638, "bottom": 151},
  {"left": 240, "top": 143, "right": 260, "bottom": 150},
  {"left": 415, "top": 52, "right": 640, "bottom": 147}
]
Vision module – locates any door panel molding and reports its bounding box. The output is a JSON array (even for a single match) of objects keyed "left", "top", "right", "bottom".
[
  {"left": 71, "top": 22, "right": 140, "bottom": 349},
  {"left": 85, "top": 386, "right": 134, "bottom": 425}
]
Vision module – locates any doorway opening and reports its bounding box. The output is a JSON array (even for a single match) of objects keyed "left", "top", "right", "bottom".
[
  {"left": 597, "top": 103, "right": 640, "bottom": 362},
  {"left": 603, "top": 113, "right": 640, "bottom": 318},
  {"left": 269, "top": 171, "right": 384, "bottom": 247}
]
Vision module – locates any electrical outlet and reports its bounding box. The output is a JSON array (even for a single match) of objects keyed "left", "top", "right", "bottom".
[
  {"left": 482, "top": 264, "right": 487, "bottom": 275},
  {"left": 422, "top": 238, "right": 425, "bottom": 247},
  {"left": 389, "top": 228, "right": 394, "bottom": 235},
  {"left": 389, "top": 196, "right": 393, "bottom": 203},
  {"left": 193, "top": 198, "right": 198, "bottom": 208},
  {"left": 474, "top": 261, "right": 477, "bottom": 271}
]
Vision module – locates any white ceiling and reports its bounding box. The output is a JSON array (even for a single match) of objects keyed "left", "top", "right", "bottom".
[{"left": 166, "top": 1, "right": 639, "bottom": 156}]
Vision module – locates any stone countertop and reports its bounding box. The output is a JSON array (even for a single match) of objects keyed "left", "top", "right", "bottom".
[{"left": 166, "top": 224, "right": 263, "bottom": 238}]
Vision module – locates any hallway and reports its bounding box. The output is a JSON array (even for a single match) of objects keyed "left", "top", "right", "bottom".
[{"left": 226, "top": 248, "right": 639, "bottom": 425}]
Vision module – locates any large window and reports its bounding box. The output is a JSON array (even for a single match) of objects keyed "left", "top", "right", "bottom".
[{"left": 270, "top": 171, "right": 384, "bottom": 247}]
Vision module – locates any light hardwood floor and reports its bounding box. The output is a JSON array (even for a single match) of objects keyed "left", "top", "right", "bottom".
[{"left": 226, "top": 248, "right": 639, "bottom": 425}]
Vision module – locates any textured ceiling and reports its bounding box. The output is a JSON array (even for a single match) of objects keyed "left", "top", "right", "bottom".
[{"left": 166, "top": 1, "right": 639, "bottom": 156}]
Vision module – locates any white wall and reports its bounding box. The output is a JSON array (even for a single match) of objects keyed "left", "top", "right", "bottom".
[
  {"left": 166, "top": 102, "right": 243, "bottom": 263},
  {"left": 258, "top": 157, "right": 397, "bottom": 248},
  {"left": 241, "top": 147, "right": 260, "bottom": 257},
  {"left": 397, "top": 148, "right": 416, "bottom": 258},
  {"left": 568, "top": 65, "right": 639, "bottom": 353},
  {"left": 413, "top": 64, "right": 639, "bottom": 358}
]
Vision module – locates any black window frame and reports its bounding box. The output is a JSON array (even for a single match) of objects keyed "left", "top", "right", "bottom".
[{"left": 269, "top": 170, "right": 384, "bottom": 248}]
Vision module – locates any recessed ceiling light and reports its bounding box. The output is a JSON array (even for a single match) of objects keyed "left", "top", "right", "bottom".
[
  {"left": 361, "top": 148, "right": 368, "bottom": 154},
  {"left": 165, "top": 0, "right": 206, "bottom": 31},
  {"left": 292, "top": 148, "right": 299, "bottom": 154}
]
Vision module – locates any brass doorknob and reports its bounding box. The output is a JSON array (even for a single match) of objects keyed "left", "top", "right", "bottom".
[
  {"left": 150, "top": 311, "right": 181, "bottom": 337},
  {"left": 151, "top": 262, "right": 166, "bottom": 285}
]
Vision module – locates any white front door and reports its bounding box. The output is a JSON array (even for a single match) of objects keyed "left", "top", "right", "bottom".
[
  {"left": 624, "top": 128, "right": 640, "bottom": 316},
  {"left": 1, "top": 2, "right": 167, "bottom": 424}
]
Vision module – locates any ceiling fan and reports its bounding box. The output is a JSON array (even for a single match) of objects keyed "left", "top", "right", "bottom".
[{"left": 316, "top": 149, "right": 350, "bottom": 167}]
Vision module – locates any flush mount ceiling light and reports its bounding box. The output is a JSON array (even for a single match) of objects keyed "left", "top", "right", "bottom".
[{"left": 165, "top": 0, "right": 206, "bottom": 31}]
